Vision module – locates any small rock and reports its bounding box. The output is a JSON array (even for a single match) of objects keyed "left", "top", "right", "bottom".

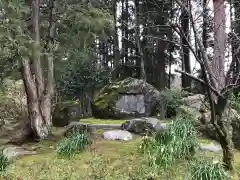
[
  {"left": 200, "top": 143, "right": 222, "bottom": 152},
  {"left": 64, "top": 122, "right": 94, "bottom": 136},
  {"left": 3, "top": 146, "right": 37, "bottom": 161},
  {"left": 103, "top": 130, "right": 133, "bottom": 141}
]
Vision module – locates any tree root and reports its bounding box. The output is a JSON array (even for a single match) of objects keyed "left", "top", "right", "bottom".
[{"left": 7, "top": 121, "right": 35, "bottom": 145}]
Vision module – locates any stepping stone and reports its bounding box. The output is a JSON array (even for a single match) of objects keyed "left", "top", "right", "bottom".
[
  {"left": 103, "top": 130, "right": 133, "bottom": 141},
  {"left": 200, "top": 143, "right": 222, "bottom": 152},
  {"left": 2, "top": 146, "right": 37, "bottom": 161},
  {"left": 91, "top": 124, "right": 121, "bottom": 129}
]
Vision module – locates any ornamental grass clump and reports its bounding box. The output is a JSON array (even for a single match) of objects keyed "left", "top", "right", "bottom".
[
  {"left": 189, "top": 159, "right": 229, "bottom": 180},
  {"left": 140, "top": 117, "right": 199, "bottom": 168},
  {"left": 0, "top": 151, "right": 9, "bottom": 175},
  {"left": 56, "top": 131, "right": 90, "bottom": 158}
]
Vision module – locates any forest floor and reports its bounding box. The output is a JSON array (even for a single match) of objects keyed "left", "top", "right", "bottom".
[{"left": 2, "top": 118, "right": 240, "bottom": 179}]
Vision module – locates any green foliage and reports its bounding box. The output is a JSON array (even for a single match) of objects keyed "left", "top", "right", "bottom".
[
  {"left": 0, "top": 0, "right": 31, "bottom": 80},
  {"left": 84, "top": 153, "right": 158, "bottom": 180},
  {"left": 177, "top": 105, "right": 198, "bottom": 121},
  {"left": 54, "top": 1, "right": 113, "bottom": 99},
  {"left": 0, "top": 151, "right": 9, "bottom": 175},
  {"left": 161, "top": 88, "right": 189, "bottom": 118},
  {"left": 230, "top": 92, "right": 240, "bottom": 113},
  {"left": 87, "top": 154, "right": 111, "bottom": 179},
  {"left": 140, "top": 117, "right": 199, "bottom": 168},
  {"left": 189, "top": 160, "right": 229, "bottom": 180},
  {"left": 56, "top": 56, "right": 110, "bottom": 99},
  {"left": 56, "top": 131, "right": 90, "bottom": 158},
  {"left": 0, "top": 80, "right": 27, "bottom": 124}
]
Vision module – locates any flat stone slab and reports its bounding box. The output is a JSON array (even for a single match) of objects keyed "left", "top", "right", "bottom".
[
  {"left": 3, "top": 146, "right": 37, "bottom": 161},
  {"left": 200, "top": 143, "right": 222, "bottom": 152},
  {"left": 103, "top": 130, "right": 133, "bottom": 141},
  {"left": 90, "top": 124, "right": 121, "bottom": 129}
]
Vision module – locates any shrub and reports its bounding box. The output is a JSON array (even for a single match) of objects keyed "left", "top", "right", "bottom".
[
  {"left": 161, "top": 88, "right": 189, "bottom": 118},
  {"left": 230, "top": 92, "right": 240, "bottom": 113},
  {"left": 56, "top": 131, "right": 90, "bottom": 158},
  {"left": 189, "top": 160, "right": 229, "bottom": 180},
  {"left": 0, "top": 151, "right": 9, "bottom": 175},
  {"left": 0, "top": 80, "right": 27, "bottom": 132},
  {"left": 140, "top": 118, "right": 199, "bottom": 168},
  {"left": 177, "top": 105, "right": 197, "bottom": 121}
]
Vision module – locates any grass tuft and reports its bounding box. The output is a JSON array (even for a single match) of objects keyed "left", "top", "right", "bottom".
[
  {"left": 140, "top": 117, "right": 199, "bottom": 168},
  {"left": 0, "top": 151, "right": 9, "bottom": 175},
  {"left": 189, "top": 159, "right": 229, "bottom": 180},
  {"left": 56, "top": 131, "right": 90, "bottom": 158}
]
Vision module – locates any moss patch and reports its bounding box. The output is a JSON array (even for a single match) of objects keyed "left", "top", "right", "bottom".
[
  {"left": 198, "top": 137, "right": 218, "bottom": 144},
  {"left": 80, "top": 118, "right": 126, "bottom": 124},
  {"left": 93, "top": 77, "right": 137, "bottom": 109},
  {"left": 6, "top": 136, "right": 240, "bottom": 180},
  {"left": 6, "top": 137, "right": 141, "bottom": 180},
  {"left": 4, "top": 121, "right": 240, "bottom": 180},
  {"left": 3, "top": 137, "right": 240, "bottom": 180}
]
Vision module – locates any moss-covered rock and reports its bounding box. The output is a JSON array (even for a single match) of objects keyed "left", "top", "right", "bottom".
[
  {"left": 52, "top": 100, "right": 82, "bottom": 127},
  {"left": 196, "top": 108, "right": 240, "bottom": 150},
  {"left": 92, "top": 78, "right": 161, "bottom": 119}
]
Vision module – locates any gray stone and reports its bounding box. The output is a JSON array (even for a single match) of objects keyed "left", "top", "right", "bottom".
[
  {"left": 52, "top": 100, "right": 89, "bottom": 127},
  {"left": 159, "top": 123, "right": 170, "bottom": 130},
  {"left": 2, "top": 146, "right": 37, "bottom": 161},
  {"left": 103, "top": 130, "right": 133, "bottom": 141},
  {"left": 90, "top": 124, "right": 121, "bottom": 129},
  {"left": 121, "top": 117, "right": 167, "bottom": 135},
  {"left": 200, "top": 143, "right": 222, "bottom": 152},
  {"left": 115, "top": 94, "right": 145, "bottom": 114},
  {"left": 183, "top": 94, "right": 204, "bottom": 110},
  {"left": 93, "top": 78, "right": 161, "bottom": 118},
  {"left": 196, "top": 108, "right": 240, "bottom": 150},
  {"left": 178, "top": 105, "right": 202, "bottom": 120},
  {"left": 64, "top": 122, "right": 94, "bottom": 136}
]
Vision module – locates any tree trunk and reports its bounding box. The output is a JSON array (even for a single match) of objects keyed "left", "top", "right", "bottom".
[
  {"left": 213, "top": 0, "right": 226, "bottom": 90},
  {"left": 112, "top": 0, "right": 120, "bottom": 80},
  {"left": 135, "top": 0, "right": 146, "bottom": 81},
  {"left": 206, "top": 82, "right": 234, "bottom": 170},
  {"left": 232, "top": 0, "right": 240, "bottom": 86},
  {"left": 175, "top": 0, "right": 234, "bottom": 171},
  {"left": 10, "top": 0, "right": 54, "bottom": 144},
  {"left": 181, "top": 0, "right": 191, "bottom": 91},
  {"left": 219, "top": 133, "right": 234, "bottom": 170}
]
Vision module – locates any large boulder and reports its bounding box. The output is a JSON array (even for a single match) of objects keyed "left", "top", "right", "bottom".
[
  {"left": 196, "top": 108, "right": 240, "bottom": 149},
  {"left": 92, "top": 78, "right": 161, "bottom": 119},
  {"left": 121, "top": 117, "right": 168, "bottom": 135},
  {"left": 182, "top": 94, "right": 205, "bottom": 111},
  {"left": 52, "top": 100, "right": 84, "bottom": 127}
]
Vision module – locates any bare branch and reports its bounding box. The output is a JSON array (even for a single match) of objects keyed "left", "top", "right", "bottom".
[
  {"left": 175, "top": 0, "right": 218, "bottom": 90},
  {"left": 175, "top": 69, "right": 222, "bottom": 97}
]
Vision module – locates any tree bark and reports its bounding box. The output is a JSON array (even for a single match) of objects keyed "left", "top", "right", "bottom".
[
  {"left": 213, "top": 0, "right": 226, "bottom": 90},
  {"left": 135, "top": 0, "right": 146, "bottom": 81},
  {"left": 175, "top": 0, "right": 234, "bottom": 170},
  {"left": 10, "top": 0, "right": 55, "bottom": 144},
  {"left": 112, "top": 0, "right": 120, "bottom": 80},
  {"left": 181, "top": 0, "right": 191, "bottom": 91}
]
